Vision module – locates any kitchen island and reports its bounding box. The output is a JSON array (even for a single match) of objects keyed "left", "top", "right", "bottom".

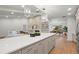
[{"left": 0, "top": 33, "right": 56, "bottom": 54}]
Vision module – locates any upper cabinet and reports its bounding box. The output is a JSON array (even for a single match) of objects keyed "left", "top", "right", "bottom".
[
  {"left": 28, "top": 15, "right": 42, "bottom": 33},
  {"left": 41, "top": 22, "right": 49, "bottom": 33},
  {"left": 27, "top": 14, "right": 49, "bottom": 33}
]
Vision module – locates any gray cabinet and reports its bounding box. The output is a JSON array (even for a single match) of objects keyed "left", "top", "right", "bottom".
[
  {"left": 77, "top": 40, "right": 79, "bottom": 53},
  {"left": 10, "top": 50, "right": 22, "bottom": 54},
  {"left": 10, "top": 35, "right": 55, "bottom": 54},
  {"left": 47, "top": 36, "right": 55, "bottom": 52},
  {"left": 21, "top": 45, "right": 35, "bottom": 54},
  {"left": 36, "top": 41, "right": 45, "bottom": 54},
  {"left": 43, "top": 39, "right": 49, "bottom": 53},
  {"left": 51, "top": 36, "right": 55, "bottom": 48},
  {"left": 41, "top": 22, "right": 49, "bottom": 33},
  {"left": 48, "top": 37, "right": 53, "bottom": 51}
]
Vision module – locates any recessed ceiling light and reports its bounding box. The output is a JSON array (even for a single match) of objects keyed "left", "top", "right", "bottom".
[
  {"left": 67, "top": 8, "right": 72, "bottom": 11},
  {"left": 68, "top": 13, "right": 71, "bottom": 15},
  {"left": 5, "top": 16, "right": 9, "bottom": 18},
  {"left": 11, "top": 12, "right": 14, "bottom": 14},
  {"left": 21, "top": 5, "right": 25, "bottom": 8}
]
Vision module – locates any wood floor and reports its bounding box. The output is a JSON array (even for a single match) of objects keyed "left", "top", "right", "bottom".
[{"left": 49, "top": 35, "right": 77, "bottom": 54}]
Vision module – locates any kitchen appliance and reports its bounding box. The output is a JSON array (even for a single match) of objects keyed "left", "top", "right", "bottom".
[{"left": 76, "top": 24, "right": 79, "bottom": 53}]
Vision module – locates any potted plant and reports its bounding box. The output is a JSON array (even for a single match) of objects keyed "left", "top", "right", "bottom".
[
  {"left": 52, "top": 26, "right": 59, "bottom": 33},
  {"left": 52, "top": 26, "right": 63, "bottom": 33},
  {"left": 30, "top": 32, "right": 35, "bottom": 37},
  {"left": 35, "top": 30, "right": 40, "bottom": 36},
  {"left": 63, "top": 26, "right": 68, "bottom": 36}
]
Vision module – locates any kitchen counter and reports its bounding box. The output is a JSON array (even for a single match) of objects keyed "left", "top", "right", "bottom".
[{"left": 0, "top": 33, "right": 56, "bottom": 54}]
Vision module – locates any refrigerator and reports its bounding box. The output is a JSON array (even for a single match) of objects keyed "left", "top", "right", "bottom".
[{"left": 76, "top": 24, "right": 79, "bottom": 53}]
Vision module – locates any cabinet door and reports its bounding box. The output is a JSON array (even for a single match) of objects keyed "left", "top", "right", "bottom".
[
  {"left": 22, "top": 45, "right": 35, "bottom": 54},
  {"left": 36, "top": 41, "right": 44, "bottom": 54},
  {"left": 47, "top": 36, "right": 55, "bottom": 52},
  {"left": 43, "top": 39, "right": 49, "bottom": 54},
  {"left": 21, "top": 43, "right": 39, "bottom": 54},
  {"left": 48, "top": 37, "right": 52, "bottom": 51},
  {"left": 33, "top": 43, "right": 39, "bottom": 54},
  {"left": 51, "top": 36, "right": 55, "bottom": 49},
  {"left": 34, "top": 40, "right": 49, "bottom": 54},
  {"left": 10, "top": 50, "right": 22, "bottom": 54}
]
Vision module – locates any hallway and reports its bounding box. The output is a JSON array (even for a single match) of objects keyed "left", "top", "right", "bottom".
[{"left": 49, "top": 35, "right": 77, "bottom": 54}]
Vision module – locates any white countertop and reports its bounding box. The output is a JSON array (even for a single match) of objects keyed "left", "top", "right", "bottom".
[{"left": 0, "top": 33, "right": 56, "bottom": 54}]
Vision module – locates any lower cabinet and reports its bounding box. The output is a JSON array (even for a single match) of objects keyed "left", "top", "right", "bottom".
[
  {"left": 10, "top": 50, "right": 22, "bottom": 54},
  {"left": 22, "top": 44, "right": 37, "bottom": 54},
  {"left": 48, "top": 37, "right": 53, "bottom": 52},
  {"left": 52, "top": 36, "right": 55, "bottom": 48},
  {"left": 43, "top": 39, "right": 49, "bottom": 53},
  {"left": 21, "top": 41, "right": 46, "bottom": 54},
  {"left": 50, "top": 36, "right": 55, "bottom": 49},
  {"left": 10, "top": 35, "right": 55, "bottom": 54},
  {"left": 36, "top": 42, "right": 45, "bottom": 54},
  {"left": 47, "top": 36, "right": 55, "bottom": 52}
]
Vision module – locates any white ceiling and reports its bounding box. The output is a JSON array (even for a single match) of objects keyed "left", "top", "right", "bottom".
[
  {"left": 35, "top": 5, "right": 79, "bottom": 19},
  {"left": 0, "top": 5, "right": 39, "bottom": 18},
  {"left": 0, "top": 5, "right": 78, "bottom": 19}
]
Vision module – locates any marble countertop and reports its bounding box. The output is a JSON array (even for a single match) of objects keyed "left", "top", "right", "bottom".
[{"left": 0, "top": 33, "right": 56, "bottom": 54}]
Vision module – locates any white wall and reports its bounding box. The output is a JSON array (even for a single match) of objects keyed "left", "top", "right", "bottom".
[
  {"left": 49, "top": 17, "right": 67, "bottom": 31},
  {"left": 67, "top": 16, "right": 76, "bottom": 41},
  {"left": 0, "top": 18, "right": 28, "bottom": 36},
  {"left": 49, "top": 16, "right": 76, "bottom": 41}
]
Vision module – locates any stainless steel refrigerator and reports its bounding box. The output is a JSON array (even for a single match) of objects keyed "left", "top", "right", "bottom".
[{"left": 76, "top": 24, "right": 79, "bottom": 53}]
